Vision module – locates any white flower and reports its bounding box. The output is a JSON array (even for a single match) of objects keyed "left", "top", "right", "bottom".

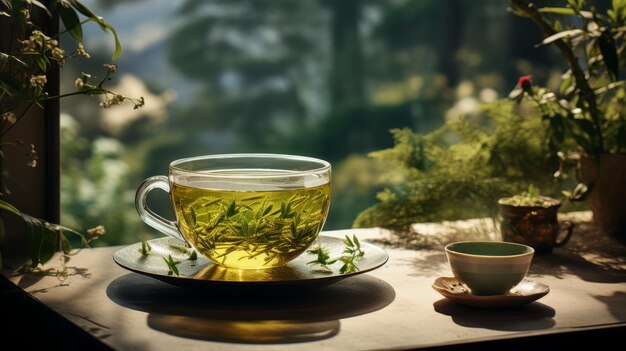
[
  {"left": 30, "top": 75, "right": 47, "bottom": 88},
  {"left": 20, "top": 8, "right": 30, "bottom": 20},
  {"left": 74, "top": 78, "right": 85, "bottom": 90},
  {"left": 76, "top": 43, "right": 90, "bottom": 59},
  {"left": 103, "top": 64, "right": 118, "bottom": 73},
  {"left": 51, "top": 47, "right": 65, "bottom": 61},
  {"left": 87, "top": 225, "right": 106, "bottom": 239},
  {"left": 26, "top": 144, "right": 38, "bottom": 168},
  {"left": 99, "top": 94, "right": 125, "bottom": 108},
  {"left": 2, "top": 112, "right": 17, "bottom": 124},
  {"left": 21, "top": 30, "right": 47, "bottom": 52}
]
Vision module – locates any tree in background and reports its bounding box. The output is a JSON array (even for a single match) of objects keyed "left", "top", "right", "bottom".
[
  {"left": 167, "top": 0, "right": 327, "bottom": 150},
  {"left": 58, "top": 0, "right": 569, "bottom": 240}
]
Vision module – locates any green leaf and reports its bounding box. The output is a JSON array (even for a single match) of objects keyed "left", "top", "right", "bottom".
[
  {"left": 7, "top": 54, "right": 28, "bottom": 67},
  {"left": 339, "top": 256, "right": 359, "bottom": 274},
  {"left": 21, "top": 213, "right": 58, "bottom": 268},
  {"left": 566, "top": 118, "right": 597, "bottom": 154},
  {"left": 539, "top": 7, "right": 593, "bottom": 18},
  {"left": 0, "top": 72, "right": 24, "bottom": 96},
  {"left": 189, "top": 250, "right": 197, "bottom": 261},
  {"left": 103, "top": 22, "right": 122, "bottom": 60},
  {"left": 226, "top": 200, "right": 238, "bottom": 217},
  {"left": 539, "top": 7, "right": 575, "bottom": 15},
  {"left": 58, "top": 4, "right": 83, "bottom": 41},
  {"left": 163, "top": 255, "right": 181, "bottom": 276},
  {"left": 352, "top": 235, "right": 363, "bottom": 254},
  {"left": 139, "top": 240, "right": 151, "bottom": 256},
  {"left": 0, "top": 200, "right": 91, "bottom": 269},
  {"left": 280, "top": 201, "right": 295, "bottom": 218},
  {"left": 168, "top": 244, "right": 191, "bottom": 254},
  {"left": 598, "top": 30, "right": 619, "bottom": 81},
  {"left": 567, "top": 0, "right": 584, "bottom": 12},
  {"left": 262, "top": 204, "right": 273, "bottom": 216},
  {"left": 240, "top": 219, "right": 249, "bottom": 236},
  {"left": 66, "top": 0, "right": 122, "bottom": 60},
  {"left": 23, "top": 216, "right": 42, "bottom": 266},
  {"left": 0, "top": 0, "right": 12, "bottom": 11},
  {"left": 612, "top": 0, "right": 626, "bottom": 14},
  {"left": 29, "top": 0, "right": 52, "bottom": 17},
  {"left": 290, "top": 221, "right": 298, "bottom": 237},
  {"left": 40, "top": 230, "right": 59, "bottom": 264},
  {"left": 573, "top": 118, "right": 598, "bottom": 140},
  {"left": 35, "top": 56, "right": 48, "bottom": 72},
  {"left": 344, "top": 234, "right": 354, "bottom": 248},
  {"left": 559, "top": 75, "right": 573, "bottom": 95},
  {"left": 67, "top": 0, "right": 97, "bottom": 18},
  {"left": 538, "top": 29, "right": 584, "bottom": 47},
  {"left": 0, "top": 199, "right": 21, "bottom": 216},
  {"left": 549, "top": 114, "right": 565, "bottom": 144},
  {"left": 84, "top": 17, "right": 123, "bottom": 60},
  {"left": 60, "top": 235, "right": 73, "bottom": 254}
]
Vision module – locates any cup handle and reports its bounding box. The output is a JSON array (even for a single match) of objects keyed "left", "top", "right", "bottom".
[
  {"left": 555, "top": 220, "right": 575, "bottom": 247},
  {"left": 135, "top": 176, "right": 185, "bottom": 242}
]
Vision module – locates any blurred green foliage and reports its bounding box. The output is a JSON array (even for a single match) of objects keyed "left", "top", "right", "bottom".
[
  {"left": 61, "top": 114, "right": 144, "bottom": 245},
  {"left": 60, "top": 0, "right": 579, "bottom": 244},
  {"left": 353, "top": 99, "right": 566, "bottom": 231}
]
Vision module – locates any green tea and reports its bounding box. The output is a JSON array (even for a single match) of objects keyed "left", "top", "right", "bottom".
[{"left": 172, "top": 180, "right": 330, "bottom": 269}]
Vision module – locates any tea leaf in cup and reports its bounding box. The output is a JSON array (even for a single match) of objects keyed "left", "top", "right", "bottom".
[
  {"left": 262, "top": 204, "right": 274, "bottom": 216},
  {"left": 226, "top": 200, "right": 239, "bottom": 217},
  {"left": 174, "top": 182, "right": 330, "bottom": 269},
  {"left": 280, "top": 201, "right": 296, "bottom": 218}
]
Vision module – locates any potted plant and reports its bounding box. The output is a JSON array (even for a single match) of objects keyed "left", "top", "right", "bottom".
[
  {"left": 499, "top": 185, "right": 574, "bottom": 253},
  {"left": 0, "top": 0, "right": 143, "bottom": 270},
  {"left": 509, "top": 0, "right": 626, "bottom": 238}
]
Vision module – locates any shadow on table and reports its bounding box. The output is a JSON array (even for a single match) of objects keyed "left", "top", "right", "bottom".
[
  {"left": 531, "top": 250, "right": 626, "bottom": 284},
  {"left": 433, "top": 299, "right": 556, "bottom": 331},
  {"left": 405, "top": 251, "right": 449, "bottom": 278},
  {"left": 528, "top": 219, "right": 626, "bottom": 283},
  {"left": 106, "top": 273, "right": 395, "bottom": 344},
  {"left": 13, "top": 266, "right": 92, "bottom": 293},
  {"left": 594, "top": 291, "right": 626, "bottom": 321}
]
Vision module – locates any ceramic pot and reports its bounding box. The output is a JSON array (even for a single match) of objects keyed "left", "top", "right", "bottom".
[
  {"left": 498, "top": 198, "right": 574, "bottom": 254},
  {"left": 579, "top": 154, "right": 626, "bottom": 238}
]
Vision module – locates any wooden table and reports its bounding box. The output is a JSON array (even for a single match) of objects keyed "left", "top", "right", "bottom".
[{"left": 2, "top": 212, "right": 625, "bottom": 350}]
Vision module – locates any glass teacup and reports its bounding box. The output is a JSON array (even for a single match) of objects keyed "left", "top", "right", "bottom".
[{"left": 135, "top": 154, "right": 331, "bottom": 269}]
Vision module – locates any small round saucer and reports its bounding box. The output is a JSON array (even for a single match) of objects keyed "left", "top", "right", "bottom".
[{"left": 432, "top": 277, "right": 549, "bottom": 308}]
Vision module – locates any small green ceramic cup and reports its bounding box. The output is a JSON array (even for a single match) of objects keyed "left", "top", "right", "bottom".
[{"left": 445, "top": 241, "right": 534, "bottom": 296}]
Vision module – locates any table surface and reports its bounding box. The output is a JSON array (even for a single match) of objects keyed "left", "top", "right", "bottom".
[{"left": 3, "top": 212, "right": 626, "bottom": 350}]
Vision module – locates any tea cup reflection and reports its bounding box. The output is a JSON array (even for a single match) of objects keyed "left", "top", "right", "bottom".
[{"left": 195, "top": 264, "right": 304, "bottom": 282}]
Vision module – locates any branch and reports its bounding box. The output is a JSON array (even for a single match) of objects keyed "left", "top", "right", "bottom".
[{"left": 510, "top": 0, "right": 604, "bottom": 153}]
